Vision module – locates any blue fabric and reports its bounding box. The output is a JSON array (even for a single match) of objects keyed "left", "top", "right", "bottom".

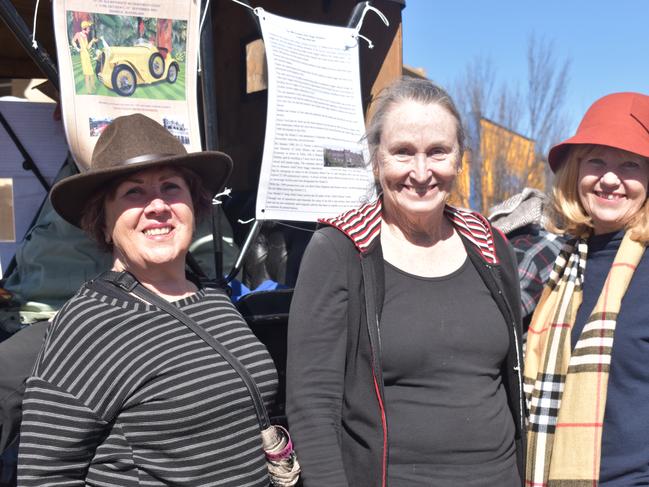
[
  {"left": 228, "top": 279, "right": 286, "bottom": 302},
  {"left": 0, "top": 440, "right": 17, "bottom": 486},
  {"left": 571, "top": 231, "right": 649, "bottom": 486}
]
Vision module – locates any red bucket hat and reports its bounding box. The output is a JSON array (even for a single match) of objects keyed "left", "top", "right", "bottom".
[{"left": 548, "top": 92, "right": 649, "bottom": 173}]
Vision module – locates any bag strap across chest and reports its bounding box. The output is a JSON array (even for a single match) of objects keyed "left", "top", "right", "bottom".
[{"left": 89, "top": 271, "right": 271, "bottom": 430}]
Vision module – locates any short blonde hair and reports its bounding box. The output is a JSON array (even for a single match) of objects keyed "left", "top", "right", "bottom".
[{"left": 547, "top": 144, "right": 649, "bottom": 243}]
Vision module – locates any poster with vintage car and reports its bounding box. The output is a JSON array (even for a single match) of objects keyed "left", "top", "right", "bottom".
[
  {"left": 53, "top": 0, "right": 202, "bottom": 171},
  {"left": 67, "top": 13, "right": 186, "bottom": 99}
]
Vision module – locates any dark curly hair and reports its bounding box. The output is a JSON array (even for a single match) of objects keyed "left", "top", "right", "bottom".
[{"left": 79, "top": 166, "right": 212, "bottom": 253}]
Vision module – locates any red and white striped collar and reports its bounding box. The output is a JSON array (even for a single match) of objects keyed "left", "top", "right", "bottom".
[{"left": 319, "top": 198, "right": 499, "bottom": 264}]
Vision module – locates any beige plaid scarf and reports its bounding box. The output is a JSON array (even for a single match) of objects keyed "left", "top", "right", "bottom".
[{"left": 524, "top": 231, "right": 644, "bottom": 486}]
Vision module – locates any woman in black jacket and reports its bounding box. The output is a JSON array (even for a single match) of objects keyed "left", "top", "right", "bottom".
[{"left": 287, "top": 77, "right": 525, "bottom": 486}]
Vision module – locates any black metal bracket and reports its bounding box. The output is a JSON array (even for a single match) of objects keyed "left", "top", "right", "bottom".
[
  {"left": 196, "top": 0, "right": 225, "bottom": 281},
  {"left": 0, "top": 0, "right": 60, "bottom": 91},
  {"left": 347, "top": 1, "right": 371, "bottom": 27},
  {"left": 237, "top": 0, "right": 261, "bottom": 32}
]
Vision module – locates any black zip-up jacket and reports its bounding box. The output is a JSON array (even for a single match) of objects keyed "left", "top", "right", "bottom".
[{"left": 287, "top": 199, "right": 526, "bottom": 487}]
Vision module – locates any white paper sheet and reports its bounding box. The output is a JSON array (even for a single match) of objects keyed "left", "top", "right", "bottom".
[{"left": 256, "top": 10, "right": 375, "bottom": 222}]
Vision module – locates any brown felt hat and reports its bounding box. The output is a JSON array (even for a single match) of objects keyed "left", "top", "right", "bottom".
[
  {"left": 548, "top": 92, "right": 649, "bottom": 173},
  {"left": 50, "top": 113, "right": 233, "bottom": 227}
]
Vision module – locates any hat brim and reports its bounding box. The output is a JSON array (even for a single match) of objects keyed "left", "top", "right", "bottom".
[
  {"left": 50, "top": 151, "right": 233, "bottom": 227},
  {"left": 548, "top": 122, "right": 649, "bottom": 173}
]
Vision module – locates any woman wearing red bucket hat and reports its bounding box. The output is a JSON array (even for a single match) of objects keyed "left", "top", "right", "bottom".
[{"left": 525, "top": 92, "right": 649, "bottom": 486}]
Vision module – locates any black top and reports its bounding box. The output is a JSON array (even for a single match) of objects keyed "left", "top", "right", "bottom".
[
  {"left": 381, "top": 259, "right": 518, "bottom": 486},
  {"left": 572, "top": 231, "right": 649, "bottom": 486},
  {"left": 286, "top": 204, "right": 525, "bottom": 487}
]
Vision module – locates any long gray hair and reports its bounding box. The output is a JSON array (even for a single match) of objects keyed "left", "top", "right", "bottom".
[{"left": 365, "top": 77, "right": 466, "bottom": 173}]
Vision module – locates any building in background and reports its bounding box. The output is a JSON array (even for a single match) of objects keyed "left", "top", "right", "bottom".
[
  {"left": 450, "top": 119, "right": 544, "bottom": 211},
  {"left": 402, "top": 68, "right": 547, "bottom": 212},
  {"left": 477, "top": 118, "right": 542, "bottom": 210}
]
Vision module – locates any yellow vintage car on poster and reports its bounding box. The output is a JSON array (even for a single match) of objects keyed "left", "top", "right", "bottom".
[{"left": 95, "top": 38, "right": 180, "bottom": 96}]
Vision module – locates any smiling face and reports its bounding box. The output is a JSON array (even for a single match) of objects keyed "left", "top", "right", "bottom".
[
  {"left": 375, "top": 100, "right": 460, "bottom": 223},
  {"left": 577, "top": 145, "right": 649, "bottom": 235},
  {"left": 104, "top": 167, "right": 194, "bottom": 275}
]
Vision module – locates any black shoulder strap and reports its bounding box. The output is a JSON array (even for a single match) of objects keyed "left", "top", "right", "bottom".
[{"left": 92, "top": 271, "right": 271, "bottom": 430}]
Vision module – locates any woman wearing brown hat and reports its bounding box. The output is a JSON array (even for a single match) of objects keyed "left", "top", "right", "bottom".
[
  {"left": 17, "top": 114, "right": 279, "bottom": 486},
  {"left": 525, "top": 92, "right": 649, "bottom": 486}
]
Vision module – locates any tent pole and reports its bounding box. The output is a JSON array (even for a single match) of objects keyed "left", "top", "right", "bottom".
[
  {"left": 198, "top": 0, "right": 225, "bottom": 280},
  {"left": 0, "top": 111, "right": 51, "bottom": 192}
]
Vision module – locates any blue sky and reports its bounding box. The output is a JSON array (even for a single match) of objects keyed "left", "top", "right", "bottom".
[{"left": 402, "top": 0, "right": 649, "bottom": 142}]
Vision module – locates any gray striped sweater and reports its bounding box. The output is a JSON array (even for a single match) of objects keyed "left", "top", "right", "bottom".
[{"left": 17, "top": 283, "right": 278, "bottom": 486}]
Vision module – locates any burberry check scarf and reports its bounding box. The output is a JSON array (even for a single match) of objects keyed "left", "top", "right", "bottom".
[{"left": 524, "top": 231, "right": 644, "bottom": 486}]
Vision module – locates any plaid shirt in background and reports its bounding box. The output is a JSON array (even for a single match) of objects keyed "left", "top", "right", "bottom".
[
  {"left": 508, "top": 225, "right": 566, "bottom": 323},
  {"left": 489, "top": 188, "right": 567, "bottom": 328}
]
